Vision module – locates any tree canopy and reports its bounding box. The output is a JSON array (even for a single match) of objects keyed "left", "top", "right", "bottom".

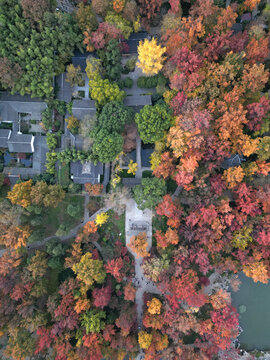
[
  {"left": 135, "top": 104, "right": 172, "bottom": 143},
  {"left": 133, "top": 177, "right": 166, "bottom": 210},
  {"left": 97, "top": 101, "right": 134, "bottom": 133},
  {"left": 0, "top": 0, "right": 83, "bottom": 98}
]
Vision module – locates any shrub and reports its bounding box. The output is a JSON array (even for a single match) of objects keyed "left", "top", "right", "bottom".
[
  {"left": 46, "top": 133, "right": 57, "bottom": 151},
  {"left": 54, "top": 100, "right": 66, "bottom": 116},
  {"left": 67, "top": 203, "right": 81, "bottom": 219},
  {"left": 56, "top": 224, "right": 71, "bottom": 237},
  {"left": 124, "top": 77, "right": 133, "bottom": 88},
  {"left": 137, "top": 74, "right": 167, "bottom": 88},
  {"left": 126, "top": 56, "right": 137, "bottom": 72},
  {"left": 67, "top": 101, "right": 73, "bottom": 115},
  {"left": 41, "top": 107, "right": 53, "bottom": 130},
  {"left": 68, "top": 183, "right": 82, "bottom": 193}
]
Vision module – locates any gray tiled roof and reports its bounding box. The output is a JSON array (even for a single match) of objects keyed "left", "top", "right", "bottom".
[
  {"left": 122, "top": 32, "right": 149, "bottom": 54},
  {"left": 221, "top": 154, "right": 246, "bottom": 169},
  {"left": 72, "top": 51, "right": 98, "bottom": 72},
  {"left": 0, "top": 129, "right": 11, "bottom": 148},
  {"left": 72, "top": 99, "right": 96, "bottom": 120},
  {"left": 70, "top": 160, "right": 103, "bottom": 184},
  {"left": 7, "top": 132, "right": 34, "bottom": 153},
  {"left": 124, "top": 95, "right": 152, "bottom": 108},
  {"left": 74, "top": 135, "right": 84, "bottom": 150},
  {"left": 4, "top": 135, "right": 48, "bottom": 182},
  {"left": 32, "top": 135, "right": 49, "bottom": 173},
  {"left": 0, "top": 92, "right": 47, "bottom": 122},
  {"left": 55, "top": 73, "right": 72, "bottom": 103}
]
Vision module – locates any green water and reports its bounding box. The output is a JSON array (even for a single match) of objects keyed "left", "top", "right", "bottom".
[{"left": 231, "top": 272, "right": 270, "bottom": 351}]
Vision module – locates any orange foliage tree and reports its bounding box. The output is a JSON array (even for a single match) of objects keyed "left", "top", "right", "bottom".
[
  {"left": 85, "top": 183, "right": 104, "bottom": 196},
  {"left": 0, "top": 224, "right": 31, "bottom": 249},
  {"left": 243, "top": 261, "right": 269, "bottom": 284},
  {"left": 7, "top": 179, "right": 32, "bottom": 208},
  {"left": 223, "top": 166, "right": 245, "bottom": 189},
  {"left": 147, "top": 298, "right": 162, "bottom": 315},
  {"left": 128, "top": 232, "right": 149, "bottom": 258}
]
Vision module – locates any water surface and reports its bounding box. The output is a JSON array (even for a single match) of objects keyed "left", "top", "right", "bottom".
[{"left": 231, "top": 272, "right": 270, "bottom": 351}]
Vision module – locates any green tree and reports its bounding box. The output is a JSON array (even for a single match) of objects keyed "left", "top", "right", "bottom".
[
  {"left": 97, "top": 101, "right": 134, "bottom": 133},
  {"left": 91, "top": 129, "right": 124, "bottom": 163},
  {"left": 46, "top": 238, "right": 65, "bottom": 257},
  {"left": 72, "top": 252, "right": 106, "bottom": 287},
  {"left": 0, "top": 1, "right": 83, "bottom": 98},
  {"left": 135, "top": 104, "right": 172, "bottom": 143},
  {"left": 41, "top": 108, "right": 53, "bottom": 130},
  {"left": 98, "top": 39, "right": 122, "bottom": 81},
  {"left": 89, "top": 77, "right": 126, "bottom": 106},
  {"left": 45, "top": 152, "right": 58, "bottom": 175},
  {"left": 66, "top": 64, "right": 84, "bottom": 87},
  {"left": 80, "top": 309, "right": 106, "bottom": 334},
  {"left": 48, "top": 256, "right": 64, "bottom": 270},
  {"left": 133, "top": 177, "right": 166, "bottom": 210},
  {"left": 55, "top": 223, "right": 71, "bottom": 237},
  {"left": 46, "top": 133, "right": 57, "bottom": 151}
]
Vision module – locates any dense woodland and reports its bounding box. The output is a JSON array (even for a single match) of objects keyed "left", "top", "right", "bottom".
[{"left": 0, "top": 0, "right": 270, "bottom": 359}]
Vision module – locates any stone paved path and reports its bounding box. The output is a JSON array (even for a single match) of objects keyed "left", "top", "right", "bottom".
[{"left": 124, "top": 198, "right": 160, "bottom": 359}]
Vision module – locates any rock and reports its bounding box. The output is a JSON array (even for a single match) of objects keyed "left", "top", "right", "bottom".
[{"left": 239, "top": 304, "right": 247, "bottom": 314}]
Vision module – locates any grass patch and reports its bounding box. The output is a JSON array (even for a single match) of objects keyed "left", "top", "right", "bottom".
[
  {"left": 58, "top": 162, "right": 70, "bottom": 188},
  {"left": 111, "top": 212, "right": 125, "bottom": 243},
  {"left": 142, "top": 170, "right": 153, "bottom": 178},
  {"left": 43, "top": 194, "right": 84, "bottom": 237}
]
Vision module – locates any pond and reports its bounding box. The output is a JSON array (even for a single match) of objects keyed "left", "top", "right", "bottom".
[
  {"left": 4, "top": 151, "right": 16, "bottom": 166},
  {"left": 122, "top": 146, "right": 154, "bottom": 168},
  {"left": 20, "top": 156, "right": 33, "bottom": 167},
  {"left": 141, "top": 148, "right": 154, "bottom": 167},
  {"left": 122, "top": 150, "right": 136, "bottom": 166},
  {"left": 3, "top": 151, "right": 33, "bottom": 167},
  {"left": 231, "top": 272, "right": 270, "bottom": 351}
]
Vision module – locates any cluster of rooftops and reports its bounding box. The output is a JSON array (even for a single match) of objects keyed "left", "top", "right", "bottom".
[{"left": 0, "top": 33, "right": 153, "bottom": 186}]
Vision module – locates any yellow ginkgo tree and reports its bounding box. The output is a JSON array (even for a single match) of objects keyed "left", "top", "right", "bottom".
[
  {"left": 127, "top": 160, "right": 138, "bottom": 175},
  {"left": 95, "top": 212, "right": 109, "bottom": 226},
  {"left": 137, "top": 38, "right": 166, "bottom": 76}
]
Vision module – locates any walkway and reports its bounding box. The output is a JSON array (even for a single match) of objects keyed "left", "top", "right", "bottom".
[
  {"left": 125, "top": 198, "right": 160, "bottom": 359},
  {"left": 135, "top": 135, "right": 142, "bottom": 179},
  {"left": 102, "top": 162, "right": 110, "bottom": 192}
]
